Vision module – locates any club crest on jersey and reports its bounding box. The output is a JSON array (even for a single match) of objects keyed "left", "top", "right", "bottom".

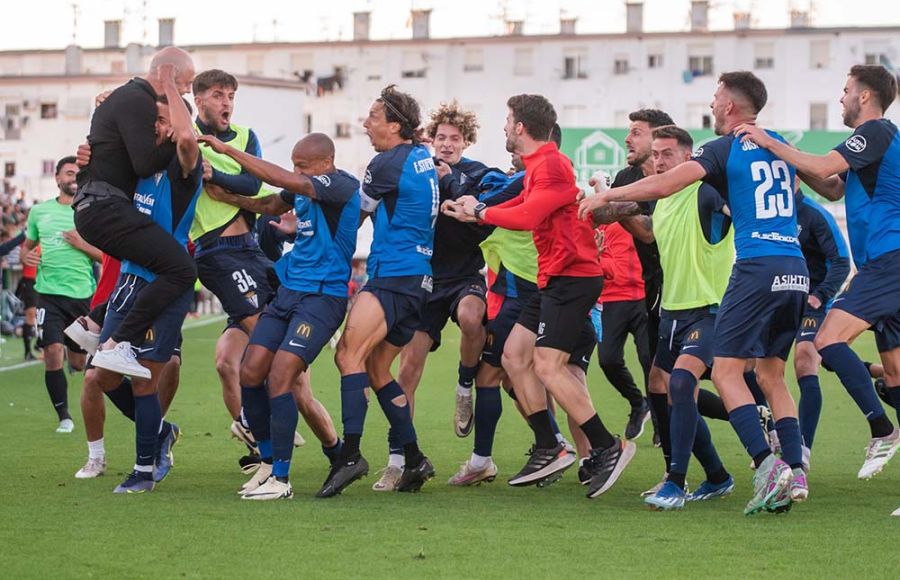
[
  {"left": 364, "top": 170, "right": 372, "bottom": 184},
  {"left": 314, "top": 175, "right": 331, "bottom": 187},
  {"left": 692, "top": 147, "right": 704, "bottom": 158},
  {"left": 245, "top": 292, "right": 258, "bottom": 308},
  {"left": 845, "top": 135, "right": 867, "bottom": 153},
  {"left": 295, "top": 322, "right": 313, "bottom": 339}
]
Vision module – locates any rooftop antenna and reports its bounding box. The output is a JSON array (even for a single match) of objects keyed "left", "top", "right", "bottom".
[{"left": 70, "top": 2, "right": 79, "bottom": 43}]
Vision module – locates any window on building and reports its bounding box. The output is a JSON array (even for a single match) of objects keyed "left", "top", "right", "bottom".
[
  {"left": 290, "top": 52, "right": 313, "bottom": 77},
  {"left": 401, "top": 51, "right": 427, "bottom": 78},
  {"left": 247, "top": 54, "right": 265, "bottom": 76},
  {"left": 647, "top": 53, "right": 664, "bottom": 69},
  {"left": 335, "top": 122, "right": 351, "bottom": 139},
  {"left": 4, "top": 162, "right": 15, "bottom": 177},
  {"left": 754, "top": 43, "right": 774, "bottom": 69},
  {"left": 614, "top": 56, "right": 629, "bottom": 75},
  {"left": 304, "top": 114, "right": 313, "bottom": 134},
  {"left": 686, "top": 103, "right": 712, "bottom": 129},
  {"left": 810, "top": 103, "right": 828, "bottom": 130},
  {"left": 865, "top": 52, "right": 886, "bottom": 65},
  {"left": 809, "top": 39, "right": 829, "bottom": 69},
  {"left": 563, "top": 50, "right": 588, "bottom": 79},
  {"left": 562, "top": 104, "right": 586, "bottom": 125},
  {"left": 687, "top": 54, "right": 714, "bottom": 76},
  {"left": 514, "top": 47, "right": 533, "bottom": 76},
  {"left": 40, "top": 103, "right": 57, "bottom": 119},
  {"left": 42, "top": 159, "right": 55, "bottom": 177},
  {"left": 863, "top": 40, "right": 889, "bottom": 66},
  {"left": 463, "top": 48, "right": 484, "bottom": 72}
]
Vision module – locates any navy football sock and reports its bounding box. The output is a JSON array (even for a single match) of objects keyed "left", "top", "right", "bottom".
[
  {"left": 775, "top": 417, "right": 803, "bottom": 470},
  {"left": 458, "top": 363, "right": 478, "bottom": 390},
  {"left": 692, "top": 416, "right": 725, "bottom": 481},
  {"left": 649, "top": 392, "right": 671, "bottom": 472},
  {"left": 668, "top": 369, "right": 699, "bottom": 478},
  {"left": 241, "top": 384, "right": 271, "bottom": 446},
  {"left": 340, "top": 372, "right": 369, "bottom": 437},
  {"left": 744, "top": 370, "right": 767, "bottom": 406},
  {"left": 134, "top": 393, "right": 161, "bottom": 472},
  {"left": 322, "top": 439, "right": 342, "bottom": 466},
  {"left": 105, "top": 377, "right": 135, "bottom": 421},
  {"left": 547, "top": 408, "right": 562, "bottom": 437},
  {"left": 376, "top": 381, "right": 421, "bottom": 465},
  {"left": 270, "top": 392, "right": 298, "bottom": 479},
  {"left": 387, "top": 427, "right": 402, "bottom": 457},
  {"left": 697, "top": 388, "right": 728, "bottom": 421},
  {"left": 473, "top": 386, "right": 502, "bottom": 457},
  {"left": 797, "top": 375, "right": 822, "bottom": 448},
  {"left": 729, "top": 403, "right": 772, "bottom": 467},
  {"left": 819, "top": 343, "right": 892, "bottom": 437}
]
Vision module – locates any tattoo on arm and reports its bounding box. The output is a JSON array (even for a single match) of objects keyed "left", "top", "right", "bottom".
[{"left": 591, "top": 201, "right": 642, "bottom": 226}]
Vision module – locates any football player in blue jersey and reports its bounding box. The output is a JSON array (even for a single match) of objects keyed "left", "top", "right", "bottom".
[
  {"left": 735, "top": 64, "right": 900, "bottom": 481},
  {"left": 80, "top": 86, "right": 202, "bottom": 494},
  {"left": 791, "top": 188, "right": 851, "bottom": 471},
  {"left": 581, "top": 71, "right": 808, "bottom": 515},
  {"left": 197, "top": 132, "right": 358, "bottom": 500},
  {"left": 318, "top": 85, "right": 439, "bottom": 498}
]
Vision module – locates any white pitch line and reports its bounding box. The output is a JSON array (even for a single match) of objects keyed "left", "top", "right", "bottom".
[{"left": 0, "top": 315, "right": 227, "bottom": 373}]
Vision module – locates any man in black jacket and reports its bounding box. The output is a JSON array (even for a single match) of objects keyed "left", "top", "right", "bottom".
[{"left": 72, "top": 47, "right": 196, "bottom": 380}]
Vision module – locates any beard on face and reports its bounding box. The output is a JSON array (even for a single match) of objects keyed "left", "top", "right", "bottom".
[{"left": 842, "top": 99, "right": 860, "bottom": 127}]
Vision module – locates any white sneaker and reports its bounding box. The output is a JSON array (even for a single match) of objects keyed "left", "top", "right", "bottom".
[
  {"left": 294, "top": 431, "right": 306, "bottom": 447},
  {"left": 91, "top": 342, "right": 151, "bottom": 379},
  {"left": 858, "top": 428, "right": 900, "bottom": 480},
  {"left": 56, "top": 418, "right": 75, "bottom": 433},
  {"left": 241, "top": 476, "right": 293, "bottom": 501},
  {"left": 801, "top": 444, "right": 811, "bottom": 473},
  {"left": 239, "top": 462, "right": 272, "bottom": 495},
  {"left": 75, "top": 457, "right": 106, "bottom": 478},
  {"left": 64, "top": 317, "right": 100, "bottom": 356},
  {"left": 230, "top": 420, "right": 256, "bottom": 448},
  {"left": 892, "top": 506, "right": 900, "bottom": 517},
  {"left": 371, "top": 465, "right": 403, "bottom": 491}
]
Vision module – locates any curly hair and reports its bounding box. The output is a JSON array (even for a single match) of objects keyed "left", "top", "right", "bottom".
[
  {"left": 378, "top": 85, "right": 422, "bottom": 141},
  {"left": 426, "top": 100, "right": 479, "bottom": 145}
]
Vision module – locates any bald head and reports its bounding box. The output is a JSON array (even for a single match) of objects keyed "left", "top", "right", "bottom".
[
  {"left": 291, "top": 133, "right": 336, "bottom": 176},
  {"left": 294, "top": 133, "right": 335, "bottom": 160},
  {"left": 147, "top": 47, "right": 195, "bottom": 96}
]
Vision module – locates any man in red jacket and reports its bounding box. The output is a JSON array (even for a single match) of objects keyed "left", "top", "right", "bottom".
[
  {"left": 443, "top": 94, "right": 635, "bottom": 499},
  {"left": 596, "top": 222, "right": 652, "bottom": 440}
]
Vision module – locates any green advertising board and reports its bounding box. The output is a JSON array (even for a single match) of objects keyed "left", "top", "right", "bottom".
[{"left": 559, "top": 128, "right": 850, "bottom": 202}]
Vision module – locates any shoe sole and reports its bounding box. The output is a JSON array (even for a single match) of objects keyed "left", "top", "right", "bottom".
[
  {"left": 230, "top": 422, "right": 256, "bottom": 448},
  {"left": 644, "top": 497, "right": 685, "bottom": 511},
  {"left": 242, "top": 490, "right": 293, "bottom": 500},
  {"left": 91, "top": 354, "right": 152, "bottom": 379},
  {"left": 64, "top": 320, "right": 99, "bottom": 355},
  {"left": 587, "top": 441, "right": 636, "bottom": 499},
  {"left": 75, "top": 470, "right": 105, "bottom": 479},
  {"left": 449, "top": 468, "right": 498, "bottom": 487},
  {"left": 508, "top": 453, "right": 576, "bottom": 487}
]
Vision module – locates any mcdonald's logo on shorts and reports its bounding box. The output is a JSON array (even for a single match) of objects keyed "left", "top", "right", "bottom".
[{"left": 295, "top": 322, "right": 313, "bottom": 339}]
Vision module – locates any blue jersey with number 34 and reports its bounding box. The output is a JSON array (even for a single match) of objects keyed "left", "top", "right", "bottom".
[{"left": 692, "top": 131, "right": 802, "bottom": 261}]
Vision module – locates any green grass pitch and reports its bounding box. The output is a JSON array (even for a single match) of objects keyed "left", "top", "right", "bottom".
[{"left": 1, "top": 319, "right": 898, "bottom": 578}]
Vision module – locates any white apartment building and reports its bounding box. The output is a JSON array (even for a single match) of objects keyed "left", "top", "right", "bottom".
[{"left": 1, "top": 3, "right": 899, "bottom": 200}]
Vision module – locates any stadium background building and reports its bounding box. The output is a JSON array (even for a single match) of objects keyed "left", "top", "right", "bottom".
[{"left": 1, "top": 0, "right": 899, "bottom": 203}]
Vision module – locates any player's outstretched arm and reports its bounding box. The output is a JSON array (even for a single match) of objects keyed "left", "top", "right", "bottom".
[
  {"left": 197, "top": 135, "right": 315, "bottom": 197},
  {"left": 161, "top": 67, "right": 199, "bottom": 178},
  {"left": 734, "top": 124, "right": 849, "bottom": 180},
  {"left": 578, "top": 161, "right": 704, "bottom": 220},
  {"left": 798, "top": 172, "right": 845, "bottom": 201},
  {"left": 204, "top": 183, "right": 292, "bottom": 216}
]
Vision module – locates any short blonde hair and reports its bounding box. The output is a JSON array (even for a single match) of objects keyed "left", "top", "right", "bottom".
[{"left": 426, "top": 100, "right": 479, "bottom": 145}]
